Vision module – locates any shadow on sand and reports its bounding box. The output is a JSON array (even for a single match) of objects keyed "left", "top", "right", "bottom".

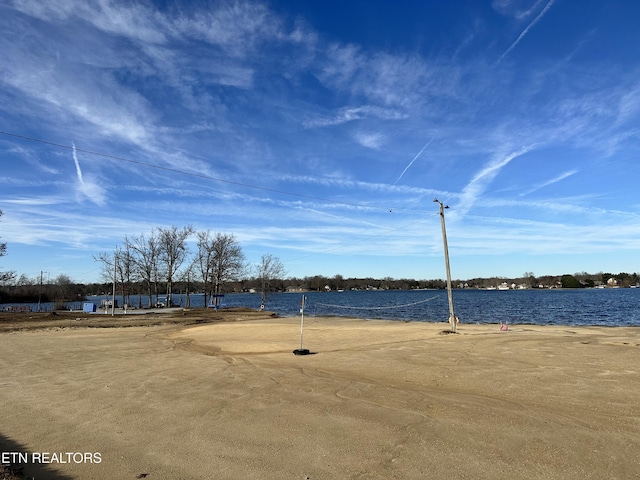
[{"left": 0, "top": 432, "right": 75, "bottom": 480}]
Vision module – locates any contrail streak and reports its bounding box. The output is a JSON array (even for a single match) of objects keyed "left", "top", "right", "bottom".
[
  {"left": 71, "top": 142, "right": 108, "bottom": 206},
  {"left": 498, "top": 0, "right": 555, "bottom": 63},
  {"left": 394, "top": 137, "right": 434, "bottom": 185},
  {"left": 72, "top": 142, "right": 84, "bottom": 184},
  {"left": 520, "top": 168, "right": 578, "bottom": 196}
]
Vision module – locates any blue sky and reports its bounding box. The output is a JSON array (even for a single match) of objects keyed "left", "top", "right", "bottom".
[{"left": 1, "top": 0, "right": 639, "bottom": 284}]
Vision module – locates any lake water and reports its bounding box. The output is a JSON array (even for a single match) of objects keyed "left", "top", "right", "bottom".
[
  {"left": 233, "top": 288, "right": 640, "bottom": 327},
  {"left": 4, "top": 288, "right": 639, "bottom": 327}
]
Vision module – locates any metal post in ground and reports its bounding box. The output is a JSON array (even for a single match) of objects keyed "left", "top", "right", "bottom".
[{"left": 294, "top": 295, "right": 310, "bottom": 355}]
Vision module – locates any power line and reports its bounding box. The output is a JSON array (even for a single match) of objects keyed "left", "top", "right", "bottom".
[
  {"left": 1, "top": 130, "right": 440, "bottom": 269},
  {"left": 0, "top": 130, "right": 407, "bottom": 213}
]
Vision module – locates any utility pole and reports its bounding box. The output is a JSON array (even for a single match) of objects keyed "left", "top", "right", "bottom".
[
  {"left": 37, "top": 270, "right": 43, "bottom": 312},
  {"left": 434, "top": 199, "right": 457, "bottom": 333}
]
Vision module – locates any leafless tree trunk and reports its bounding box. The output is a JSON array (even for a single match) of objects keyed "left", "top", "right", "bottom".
[
  {"left": 127, "top": 231, "right": 160, "bottom": 308},
  {"left": 0, "top": 209, "right": 12, "bottom": 284},
  {"left": 194, "top": 230, "right": 215, "bottom": 308},
  {"left": 257, "top": 254, "right": 286, "bottom": 305},
  {"left": 94, "top": 251, "right": 116, "bottom": 284},
  {"left": 116, "top": 243, "right": 137, "bottom": 308},
  {"left": 157, "top": 226, "right": 193, "bottom": 308},
  {"left": 53, "top": 274, "right": 74, "bottom": 305},
  {"left": 210, "top": 233, "right": 245, "bottom": 309},
  {"left": 179, "top": 263, "right": 195, "bottom": 309}
]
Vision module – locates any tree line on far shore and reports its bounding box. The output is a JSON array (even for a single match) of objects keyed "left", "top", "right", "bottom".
[
  {"left": 1, "top": 218, "right": 638, "bottom": 307},
  {"left": 1, "top": 271, "right": 638, "bottom": 307},
  {"left": 1, "top": 267, "right": 638, "bottom": 309}
]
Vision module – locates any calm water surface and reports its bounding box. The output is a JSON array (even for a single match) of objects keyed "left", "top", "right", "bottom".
[
  {"left": 5, "top": 288, "right": 639, "bottom": 327},
  {"left": 241, "top": 288, "right": 640, "bottom": 327}
]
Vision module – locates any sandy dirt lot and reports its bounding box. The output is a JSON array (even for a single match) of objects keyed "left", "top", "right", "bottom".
[{"left": 1, "top": 310, "right": 639, "bottom": 479}]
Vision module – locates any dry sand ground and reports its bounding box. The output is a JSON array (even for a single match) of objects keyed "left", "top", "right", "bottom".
[{"left": 1, "top": 310, "right": 639, "bottom": 479}]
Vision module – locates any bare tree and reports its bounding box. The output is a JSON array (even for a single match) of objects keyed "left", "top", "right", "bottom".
[
  {"left": 157, "top": 225, "right": 193, "bottom": 307},
  {"left": 127, "top": 231, "right": 160, "bottom": 308},
  {"left": 94, "top": 251, "right": 116, "bottom": 284},
  {"left": 0, "top": 209, "right": 14, "bottom": 284},
  {"left": 0, "top": 210, "right": 5, "bottom": 259},
  {"left": 209, "top": 233, "right": 245, "bottom": 309},
  {"left": 94, "top": 248, "right": 125, "bottom": 308},
  {"left": 116, "top": 243, "right": 137, "bottom": 308},
  {"left": 179, "top": 261, "right": 196, "bottom": 309},
  {"left": 54, "top": 274, "right": 74, "bottom": 305},
  {"left": 194, "top": 230, "right": 216, "bottom": 308},
  {"left": 256, "top": 254, "right": 286, "bottom": 306}
]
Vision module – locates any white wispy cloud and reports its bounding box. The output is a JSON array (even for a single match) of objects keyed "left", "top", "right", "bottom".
[
  {"left": 492, "top": 0, "right": 546, "bottom": 20},
  {"left": 0, "top": 197, "right": 129, "bottom": 245},
  {"left": 12, "top": 0, "right": 169, "bottom": 44},
  {"left": 2, "top": 196, "right": 69, "bottom": 207},
  {"left": 303, "top": 105, "right": 406, "bottom": 128},
  {"left": 455, "top": 214, "right": 640, "bottom": 257},
  {"left": 3, "top": 57, "right": 155, "bottom": 148},
  {"left": 457, "top": 145, "right": 536, "bottom": 215},
  {"left": 6, "top": 146, "right": 59, "bottom": 174},
  {"left": 354, "top": 131, "right": 386, "bottom": 150},
  {"left": 615, "top": 83, "right": 640, "bottom": 126},
  {"left": 175, "top": 1, "right": 288, "bottom": 54},
  {"left": 314, "top": 43, "right": 446, "bottom": 110}
]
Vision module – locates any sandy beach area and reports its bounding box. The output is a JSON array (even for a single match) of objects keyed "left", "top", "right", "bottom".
[{"left": 1, "top": 311, "right": 639, "bottom": 479}]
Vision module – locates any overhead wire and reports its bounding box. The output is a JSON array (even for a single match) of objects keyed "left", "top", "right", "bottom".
[
  {"left": 0, "top": 130, "right": 425, "bottom": 213},
  {"left": 1, "top": 130, "right": 440, "bottom": 265}
]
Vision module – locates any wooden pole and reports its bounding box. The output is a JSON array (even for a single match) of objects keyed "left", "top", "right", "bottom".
[{"left": 435, "top": 200, "right": 456, "bottom": 332}]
